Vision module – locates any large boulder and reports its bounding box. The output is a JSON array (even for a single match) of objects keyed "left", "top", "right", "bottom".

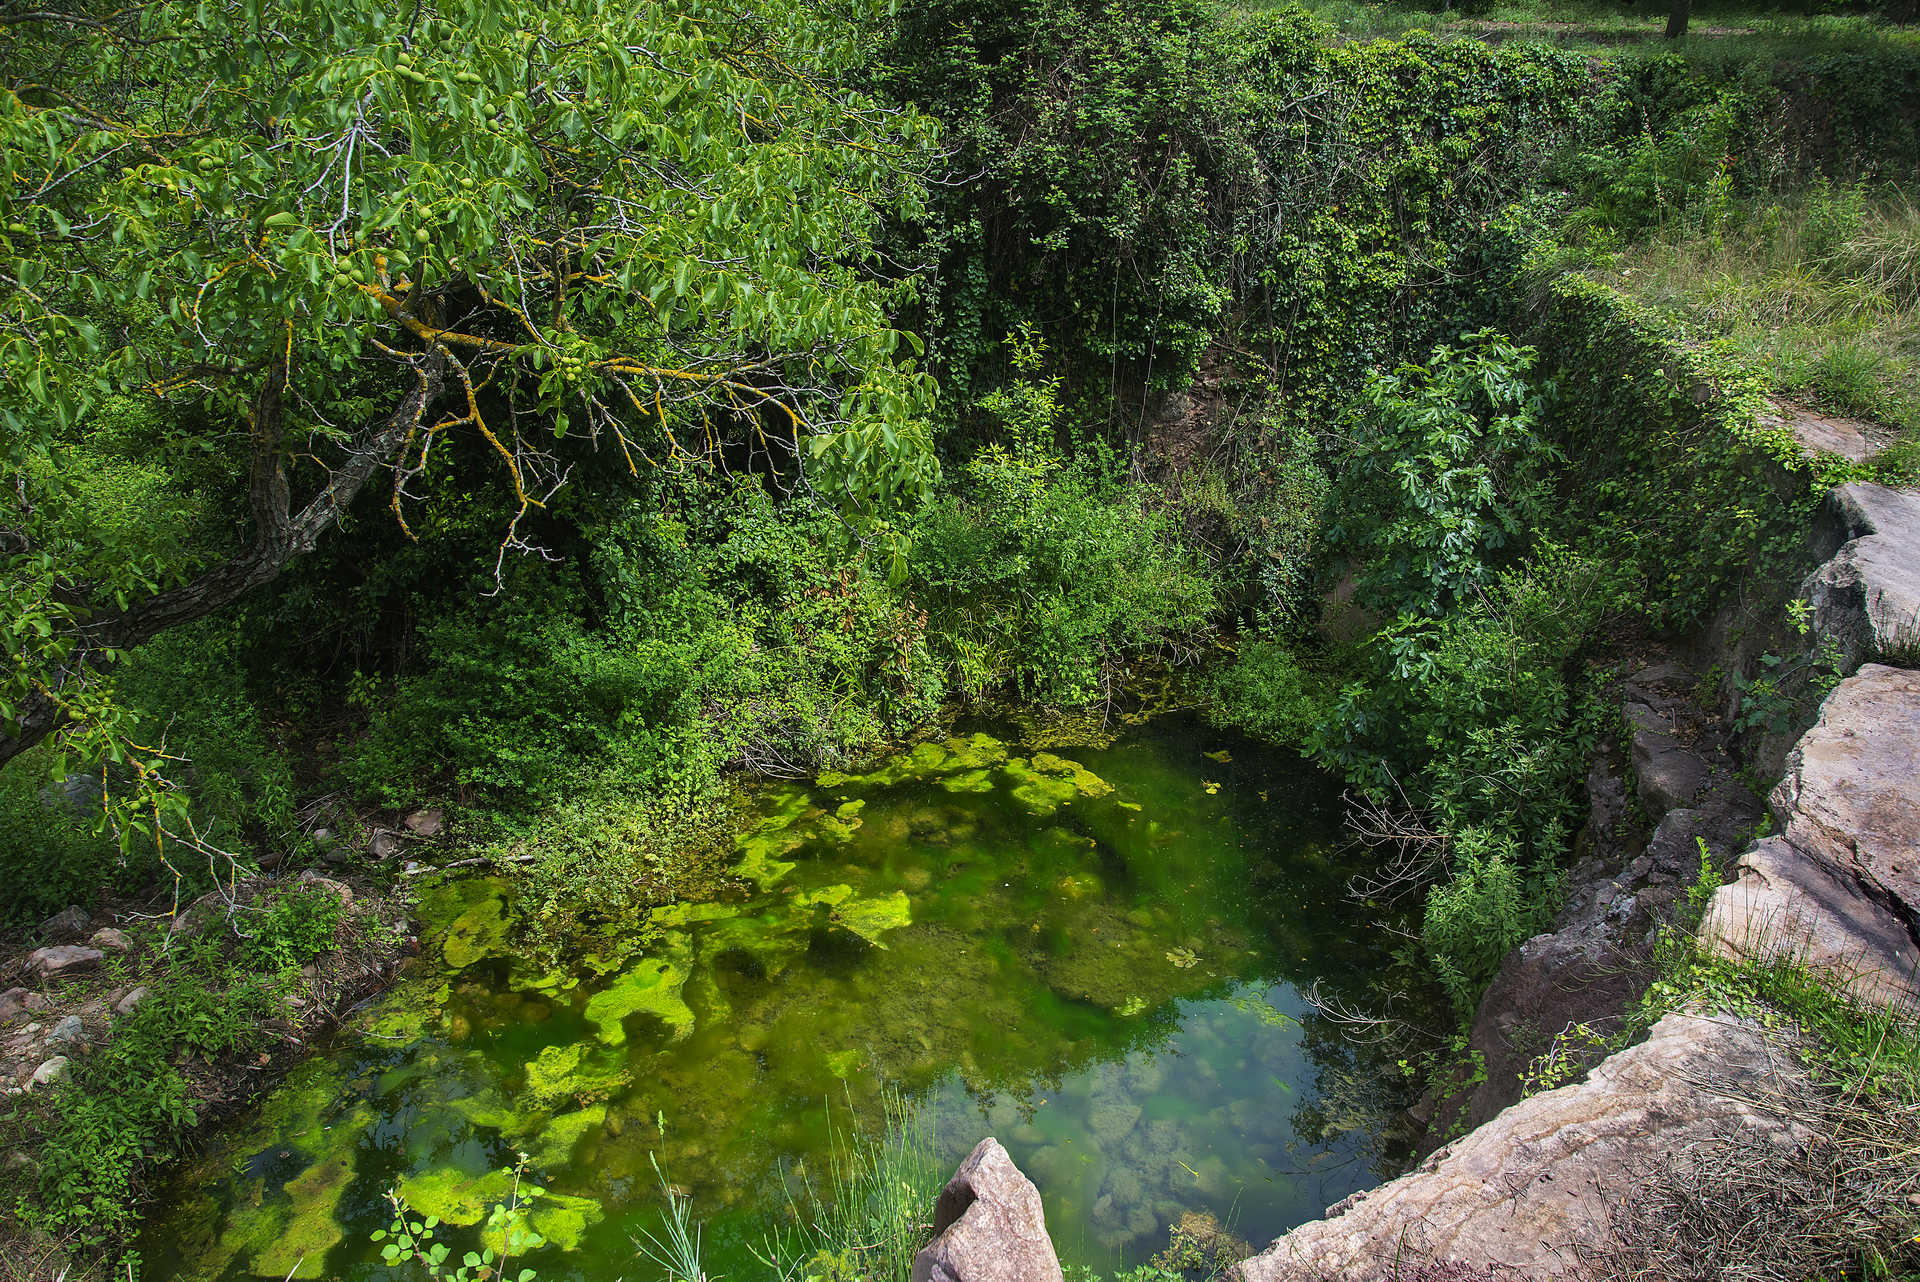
[
  {"left": 912, "top": 1138, "right": 1064, "bottom": 1282},
  {"left": 1702, "top": 663, "right": 1920, "bottom": 1007},
  {"left": 1626, "top": 702, "right": 1708, "bottom": 814},
  {"left": 1805, "top": 484, "right": 1920, "bottom": 666},
  {"left": 1236, "top": 1012, "right": 1805, "bottom": 1281}
]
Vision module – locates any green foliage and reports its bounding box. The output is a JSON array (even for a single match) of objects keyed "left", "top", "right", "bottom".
[
  {"left": 1201, "top": 641, "right": 1335, "bottom": 744},
  {"left": 1421, "top": 827, "right": 1556, "bottom": 1017},
  {"left": 0, "top": 745, "right": 118, "bottom": 926},
  {"left": 910, "top": 358, "right": 1221, "bottom": 704},
  {"left": 753, "top": 1093, "right": 942, "bottom": 1282},
  {"left": 20, "top": 936, "right": 281, "bottom": 1245},
  {"left": 0, "top": 0, "right": 941, "bottom": 810},
  {"left": 376, "top": 1158, "right": 544, "bottom": 1282},
  {"left": 1333, "top": 332, "right": 1559, "bottom": 618},
  {"left": 1531, "top": 276, "right": 1821, "bottom": 629},
  {"left": 114, "top": 621, "right": 301, "bottom": 852},
  {"left": 1306, "top": 548, "right": 1619, "bottom": 1016},
  {"left": 1586, "top": 181, "right": 1920, "bottom": 484},
  {"left": 242, "top": 889, "right": 345, "bottom": 973},
  {"left": 887, "top": 0, "right": 1588, "bottom": 422}
]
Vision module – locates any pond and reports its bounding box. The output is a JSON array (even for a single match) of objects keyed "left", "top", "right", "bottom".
[{"left": 144, "top": 715, "right": 1415, "bottom": 1281}]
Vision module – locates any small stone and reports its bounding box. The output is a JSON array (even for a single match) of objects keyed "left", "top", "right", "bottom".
[
  {"left": 0, "top": 988, "right": 39, "bottom": 1021},
  {"left": 37, "top": 905, "right": 91, "bottom": 944},
  {"left": 48, "top": 1014, "right": 85, "bottom": 1047},
  {"left": 369, "top": 830, "right": 405, "bottom": 859},
  {"left": 28, "top": 944, "right": 103, "bottom": 980},
  {"left": 29, "top": 1056, "right": 70, "bottom": 1088},
  {"left": 311, "top": 827, "right": 337, "bottom": 850},
  {"left": 402, "top": 808, "right": 446, "bottom": 838},
  {"left": 114, "top": 986, "right": 148, "bottom": 1016},
  {"left": 1, "top": 1149, "right": 35, "bottom": 1173},
  {"left": 89, "top": 927, "right": 133, "bottom": 953}
]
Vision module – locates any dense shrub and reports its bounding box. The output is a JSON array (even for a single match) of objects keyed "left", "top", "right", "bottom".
[
  {"left": 885, "top": 0, "right": 1590, "bottom": 425},
  {"left": 910, "top": 350, "right": 1222, "bottom": 703}
]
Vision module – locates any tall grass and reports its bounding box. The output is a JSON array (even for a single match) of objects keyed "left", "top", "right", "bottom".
[
  {"left": 1598, "top": 184, "right": 1920, "bottom": 481},
  {"left": 752, "top": 1091, "right": 944, "bottom": 1282}
]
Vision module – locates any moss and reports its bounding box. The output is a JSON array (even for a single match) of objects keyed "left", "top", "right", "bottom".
[
  {"left": 584, "top": 950, "right": 695, "bottom": 1044},
  {"left": 525, "top": 1043, "right": 587, "bottom": 1107},
  {"left": 940, "top": 767, "right": 997, "bottom": 793},
  {"left": 832, "top": 891, "right": 912, "bottom": 948},
  {"left": 649, "top": 900, "right": 746, "bottom": 928},
  {"left": 526, "top": 1192, "right": 604, "bottom": 1251},
  {"left": 824, "top": 1048, "right": 866, "bottom": 1078},
  {"left": 732, "top": 829, "right": 801, "bottom": 891},
  {"left": 1031, "top": 751, "right": 1115, "bottom": 799},
  {"left": 1004, "top": 757, "right": 1079, "bottom": 815},
  {"left": 943, "top": 732, "right": 1010, "bottom": 770},
  {"left": 442, "top": 892, "right": 513, "bottom": 970},
  {"left": 248, "top": 1154, "right": 354, "bottom": 1279},
  {"left": 526, "top": 1105, "right": 606, "bottom": 1168},
  {"left": 396, "top": 1165, "right": 516, "bottom": 1227}
]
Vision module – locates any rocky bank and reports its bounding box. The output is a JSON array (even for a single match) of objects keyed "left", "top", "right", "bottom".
[{"left": 1230, "top": 451, "right": 1920, "bottom": 1279}]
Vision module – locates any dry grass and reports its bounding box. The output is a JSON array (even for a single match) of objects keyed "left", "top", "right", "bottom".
[{"left": 1588, "top": 962, "right": 1920, "bottom": 1282}]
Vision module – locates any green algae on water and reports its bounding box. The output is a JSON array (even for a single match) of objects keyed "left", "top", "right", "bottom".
[{"left": 142, "top": 717, "right": 1418, "bottom": 1282}]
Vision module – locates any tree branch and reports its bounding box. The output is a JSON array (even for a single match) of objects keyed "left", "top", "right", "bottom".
[{"left": 0, "top": 355, "right": 446, "bottom": 770}]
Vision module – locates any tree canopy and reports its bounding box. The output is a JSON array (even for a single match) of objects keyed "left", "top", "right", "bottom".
[{"left": 0, "top": 0, "right": 940, "bottom": 807}]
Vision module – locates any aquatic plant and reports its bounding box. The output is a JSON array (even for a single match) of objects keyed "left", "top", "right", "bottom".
[
  {"left": 375, "top": 1157, "right": 546, "bottom": 1282},
  {"left": 633, "top": 1154, "right": 708, "bottom": 1282},
  {"left": 753, "top": 1091, "right": 943, "bottom": 1282}
]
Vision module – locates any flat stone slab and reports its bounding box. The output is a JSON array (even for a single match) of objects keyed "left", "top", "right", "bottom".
[
  {"left": 1703, "top": 663, "right": 1920, "bottom": 1005},
  {"left": 27, "top": 945, "right": 103, "bottom": 980},
  {"left": 1760, "top": 399, "right": 1890, "bottom": 465},
  {"left": 1235, "top": 1012, "right": 1804, "bottom": 1281}
]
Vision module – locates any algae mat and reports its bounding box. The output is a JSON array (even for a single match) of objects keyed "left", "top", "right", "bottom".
[{"left": 142, "top": 716, "right": 1414, "bottom": 1280}]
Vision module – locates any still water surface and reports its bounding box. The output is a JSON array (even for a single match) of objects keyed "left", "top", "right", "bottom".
[{"left": 146, "top": 716, "right": 1411, "bottom": 1280}]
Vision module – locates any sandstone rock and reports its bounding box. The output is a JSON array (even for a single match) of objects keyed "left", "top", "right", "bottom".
[
  {"left": 368, "top": 830, "right": 405, "bottom": 860},
  {"left": 1759, "top": 400, "right": 1888, "bottom": 465},
  {"left": 403, "top": 808, "right": 446, "bottom": 838},
  {"left": 297, "top": 870, "right": 356, "bottom": 906},
  {"left": 1703, "top": 837, "right": 1920, "bottom": 1009},
  {"left": 47, "top": 1014, "right": 85, "bottom": 1047},
  {"left": 1626, "top": 704, "right": 1708, "bottom": 814},
  {"left": 28, "top": 944, "right": 103, "bottom": 980},
  {"left": 115, "top": 986, "right": 149, "bottom": 1016},
  {"left": 38, "top": 904, "right": 91, "bottom": 944},
  {"left": 89, "top": 927, "right": 133, "bottom": 953},
  {"left": 1237, "top": 1012, "right": 1805, "bottom": 1281},
  {"left": 0, "top": 988, "right": 44, "bottom": 1021},
  {"left": 29, "top": 1056, "right": 70, "bottom": 1089},
  {"left": 912, "top": 1138, "right": 1065, "bottom": 1282},
  {"left": 1702, "top": 664, "right": 1920, "bottom": 1006},
  {"left": 1452, "top": 918, "right": 1638, "bottom": 1134},
  {"left": 1806, "top": 484, "right": 1920, "bottom": 666}
]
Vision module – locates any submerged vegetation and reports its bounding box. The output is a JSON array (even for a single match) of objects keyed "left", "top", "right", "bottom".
[{"left": 2, "top": 0, "right": 1918, "bottom": 1276}]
